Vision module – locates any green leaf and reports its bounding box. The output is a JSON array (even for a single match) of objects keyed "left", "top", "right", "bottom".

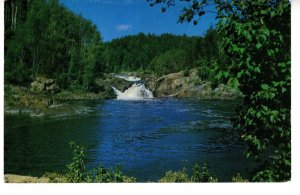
[
  {"left": 270, "top": 11, "right": 276, "bottom": 18},
  {"left": 223, "top": 71, "right": 229, "bottom": 78},
  {"left": 253, "top": 66, "right": 261, "bottom": 73},
  {"left": 270, "top": 115, "right": 275, "bottom": 123},
  {"left": 237, "top": 71, "right": 243, "bottom": 78},
  {"left": 256, "top": 43, "right": 262, "bottom": 49},
  {"left": 261, "top": 84, "right": 269, "bottom": 90}
]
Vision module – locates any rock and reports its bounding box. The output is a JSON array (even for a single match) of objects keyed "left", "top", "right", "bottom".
[
  {"left": 154, "top": 71, "right": 186, "bottom": 97},
  {"left": 46, "top": 84, "right": 60, "bottom": 94},
  {"left": 43, "top": 79, "right": 54, "bottom": 86},
  {"left": 30, "top": 77, "right": 60, "bottom": 94},
  {"left": 144, "top": 77, "right": 156, "bottom": 92},
  {"left": 142, "top": 68, "right": 243, "bottom": 99},
  {"left": 189, "top": 68, "right": 198, "bottom": 79},
  {"left": 95, "top": 74, "right": 133, "bottom": 99},
  {"left": 30, "top": 81, "right": 45, "bottom": 92}
]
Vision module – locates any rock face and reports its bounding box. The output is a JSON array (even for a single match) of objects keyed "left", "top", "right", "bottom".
[
  {"left": 30, "top": 77, "right": 60, "bottom": 94},
  {"left": 95, "top": 74, "right": 133, "bottom": 99},
  {"left": 145, "top": 69, "right": 243, "bottom": 99}
]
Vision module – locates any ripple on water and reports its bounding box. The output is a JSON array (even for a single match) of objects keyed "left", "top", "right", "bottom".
[{"left": 5, "top": 99, "right": 252, "bottom": 182}]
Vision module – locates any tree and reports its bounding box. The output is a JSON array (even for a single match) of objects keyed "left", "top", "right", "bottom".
[
  {"left": 103, "top": 32, "right": 222, "bottom": 75},
  {"left": 5, "top": 0, "right": 105, "bottom": 90},
  {"left": 148, "top": 0, "right": 291, "bottom": 181}
]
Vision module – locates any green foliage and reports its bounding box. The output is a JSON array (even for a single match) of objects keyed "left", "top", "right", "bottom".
[
  {"left": 66, "top": 142, "right": 86, "bottom": 182},
  {"left": 43, "top": 172, "right": 68, "bottom": 183},
  {"left": 65, "top": 142, "right": 136, "bottom": 183},
  {"left": 86, "top": 165, "right": 136, "bottom": 183},
  {"left": 103, "top": 30, "right": 224, "bottom": 77},
  {"left": 148, "top": 0, "right": 291, "bottom": 181},
  {"left": 159, "top": 168, "right": 190, "bottom": 183},
  {"left": 4, "top": 0, "right": 104, "bottom": 90},
  {"left": 149, "top": 49, "right": 189, "bottom": 74},
  {"left": 219, "top": 0, "right": 291, "bottom": 182},
  {"left": 232, "top": 173, "right": 248, "bottom": 182},
  {"left": 159, "top": 163, "right": 217, "bottom": 183},
  {"left": 191, "top": 163, "right": 218, "bottom": 182}
]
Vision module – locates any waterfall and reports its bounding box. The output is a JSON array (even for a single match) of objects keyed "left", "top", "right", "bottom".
[
  {"left": 114, "top": 75, "right": 141, "bottom": 82},
  {"left": 112, "top": 83, "right": 154, "bottom": 100},
  {"left": 112, "top": 74, "right": 154, "bottom": 100}
]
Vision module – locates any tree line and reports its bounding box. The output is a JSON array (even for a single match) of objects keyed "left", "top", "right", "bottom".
[
  {"left": 103, "top": 29, "right": 226, "bottom": 78},
  {"left": 5, "top": 0, "right": 227, "bottom": 91},
  {"left": 5, "top": 0, "right": 104, "bottom": 90}
]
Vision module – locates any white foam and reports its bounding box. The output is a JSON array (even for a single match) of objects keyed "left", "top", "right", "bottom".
[
  {"left": 115, "top": 75, "right": 141, "bottom": 82},
  {"left": 112, "top": 83, "right": 154, "bottom": 100}
]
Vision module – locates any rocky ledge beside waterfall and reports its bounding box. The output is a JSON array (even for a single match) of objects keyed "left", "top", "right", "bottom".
[{"left": 144, "top": 69, "right": 243, "bottom": 99}]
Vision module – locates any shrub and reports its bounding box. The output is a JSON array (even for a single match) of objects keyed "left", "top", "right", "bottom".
[
  {"left": 86, "top": 165, "right": 136, "bottom": 183},
  {"left": 232, "top": 173, "right": 248, "bottom": 182},
  {"left": 191, "top": 163, "right": 218, "bottom": 182},
  {"left": 159, "top": 168, "right": 190, "bottom": 183},
  {"left": 65, "top": 142, "right": 136, "bottom": 183},
  {"left": 159, "top": 163, "right": 218, "bottom": 183},
  {"left": 66, "top": 142, "right": 86, "bottom": 182},
  {"left": 43, "top": 172, "right": 68, "bottom": 183}
]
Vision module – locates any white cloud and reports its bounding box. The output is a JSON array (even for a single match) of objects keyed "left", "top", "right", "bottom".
[{"left": 116, "top": 24, "right": 132, "bottom": 31}]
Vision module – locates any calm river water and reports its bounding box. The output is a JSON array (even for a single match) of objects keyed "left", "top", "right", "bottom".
[{"left": 4, "top": 99, "right": 254, "bottom": 181}]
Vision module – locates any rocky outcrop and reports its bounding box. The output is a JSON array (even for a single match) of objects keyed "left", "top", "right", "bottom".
[
  {"left": 30, "top": 77, "right": 60, "bottom": 94},
  {"left": 145, "top": 69, "right": 243, "bottom": 99},
  {"left": 94, "top": 74, "right": 133, "bottom": 99}
]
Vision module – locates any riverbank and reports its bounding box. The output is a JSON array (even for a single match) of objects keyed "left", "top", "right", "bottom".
[
  {"left": 4, "top": 174, "right": 50, "bottom": 183},
  {"left": 4, "top": 69, "right": 242, "bottom": 117}
]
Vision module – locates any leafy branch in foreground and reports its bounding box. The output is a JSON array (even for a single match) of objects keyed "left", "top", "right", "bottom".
[{"left": 148, "top": 0, "right": 291, "bottom": 181}]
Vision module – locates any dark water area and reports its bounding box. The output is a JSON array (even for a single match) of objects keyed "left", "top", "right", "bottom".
[{"left": 4, "top": 99, "right": 254, "bottom": 182}]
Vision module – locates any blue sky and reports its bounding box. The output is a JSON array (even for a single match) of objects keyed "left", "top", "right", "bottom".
[{"left": 60, "top": 0, "right": 217, "bottom": 41}]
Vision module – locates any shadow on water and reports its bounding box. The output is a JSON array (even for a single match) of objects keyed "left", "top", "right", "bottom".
[{"left": 4, "top": 99, "right": 254, "bottom": 181}]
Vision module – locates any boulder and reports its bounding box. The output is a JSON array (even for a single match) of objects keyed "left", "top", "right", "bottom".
[
  {"left": 30, "top": 81, "right": 45, "bottom": 92},
  {"left": 30, "top": 77, "right": 59, "bottom": 94},
  {"left": 46, "top": 84, "right": 60, "bottom": 94},
  {"left": 43, "top": 79, "right": 54, "bottom": 86},
  {"left": 155, "top": 71, "right": 186, "bottom": 97},
  {"left": 94, "top": 74, "right": 133, "bottom": 99}
]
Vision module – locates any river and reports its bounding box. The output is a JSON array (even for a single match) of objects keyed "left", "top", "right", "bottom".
[{"left": 4, "top": 99, "right": 254, "bottom": 182}]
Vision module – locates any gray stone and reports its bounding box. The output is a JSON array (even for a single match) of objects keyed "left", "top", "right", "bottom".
[
  {"left": 30, "top": 81, "right": 45, "bottom": 92},
  {"left": 46, "top": 84, "right": 60, "bottom": 94},
  {"left": 43, "top": 79, "right": 54, "bottom": 86}
]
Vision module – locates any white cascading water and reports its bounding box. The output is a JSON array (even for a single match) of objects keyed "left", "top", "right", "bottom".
[
  {"left": 112, "top": 75, "right": 154, "bottom": 100},
  {"left": 115, "top": 75, "right": 141, "bottom": 82}
]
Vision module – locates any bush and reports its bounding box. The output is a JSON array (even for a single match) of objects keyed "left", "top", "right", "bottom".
[
  {"left": 191, "top": 163, "right": 218, "bottom": 182},
  {"left": 66, "top": 142, "right": 86, "bottom": 182},
  {"left": 43, "top": 172, "right": 68, "bottom": 183},
  {"left": 86, "top": 165, "right": 136, "bottom": 183},
  {"left": 232, "top": 173, "right": 248, "bottom": 182},
  {"left": 159, "top": 163, "right": 218, "bottom": 183},
  {"left": 159, "top": 168, "right": 190, "bottom": 183},
  {"left": 65, "top": 142, "right": 136, "bottom": 183}
]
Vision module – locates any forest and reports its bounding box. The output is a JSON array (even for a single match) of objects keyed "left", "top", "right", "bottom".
[
  {"left": 4, "top": 0, "right": 226, "bottom": 91},
  {"left": 5, "top": 0, "right": 104, "bottom": 90},
  {"left": 4, "top": 0, "right": 291, "bottom": 182},
  {"left": 103, "top": 30, "right": 226, "bottom": 76}
]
